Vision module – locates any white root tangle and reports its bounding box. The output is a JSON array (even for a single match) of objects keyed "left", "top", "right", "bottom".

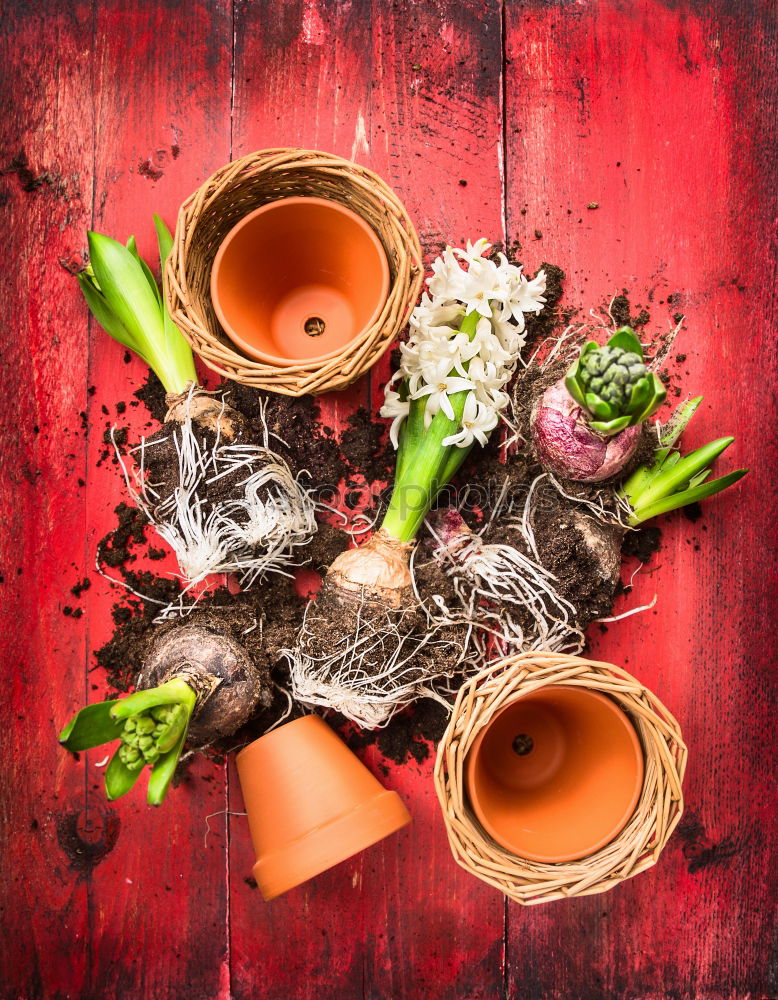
[
  {"left": 112, "top": 388, "right": 316, "bottom": 590},
  {"left": 287, "top": 531, "right": 468, "bottom": 729},
  {"left": 420, "top": 484, "right": 585, "bottom": 665},
  {"left": 288, "top": 601, "right": 464, "bottom": 728}
]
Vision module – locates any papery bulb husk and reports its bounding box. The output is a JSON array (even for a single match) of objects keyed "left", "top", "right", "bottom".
[
  {"left": 289, "top": 531, "right": 465, "bottom": 728},
  {"left": 326, "top": 529, "right": 413, "bottom": 608},
  {"left": 138, "top": 618, "right": 270, "bottom": 746},
  {"left": 531, "top": 378, "right": 641, "bottom": 483},
  {"left": 568, "top": 510, "right": 625, "bottom": 589},
  {"left": 164, "top": 387, "right": 247, "bottom": 441}
]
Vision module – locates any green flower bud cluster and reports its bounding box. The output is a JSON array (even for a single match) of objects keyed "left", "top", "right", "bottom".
[
  {"left": 578, "top": 345, "right": 647, "bottom": 409},
  {"left": 59, "top": 676, "right": 197, "bottom": 805},
  {"left": 565, "top": 326, "right": 667, "bottom": 437},
  {"left": 118, "top": 704, "right": 186, "bottom": 772}
]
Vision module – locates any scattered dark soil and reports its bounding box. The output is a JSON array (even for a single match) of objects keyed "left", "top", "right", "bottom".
[
  {"left": 97, "top": 502, "right": 148, "bottom": 569},
  {"left": 622, "top": 525, "right": 662, "bottom": 563},
  {"left": 343, "top": 698, "right": 450, "bottom": 767},
  {"left": 85, "top": 269, "right": 684, "bottom": 767},
  {"left": 340, "top": 408, "right": 394, "bottom": 484},
  {"left": 610, "top": 294, "right": 635, "bottom": 327},
  {"left": 222, "top": 382, "right": 344, "bottom": 486},
  {"left": 221, "top": 379, "right": 394, "bottom": 490},
  {"left": 134, "top": 371, "right": 168, "bottom": 423},
  {"left": 70, "top": 578, "right": 91, "bottom": 598},
  {"left": 413, "top": 548, "right": 461, "bottom": 610}
]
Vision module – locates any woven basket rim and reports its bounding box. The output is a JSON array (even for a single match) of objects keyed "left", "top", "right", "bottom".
[
  {"left": 433, "top": 651, "right": 687, "bottom": 905},
  {"left": 165, "top": 147, "right": 424, "bottom": 396}
]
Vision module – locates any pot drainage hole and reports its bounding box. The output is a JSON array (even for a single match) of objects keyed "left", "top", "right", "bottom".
[
  {"left": 512, "top": 733, "right": 534, "bottom": 756},
  {"left": 304, "top": 316, "right": 326, "bottom": 337}
]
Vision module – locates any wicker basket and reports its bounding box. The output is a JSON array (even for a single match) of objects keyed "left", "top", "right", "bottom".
[
  {"left": 165, "top": 148, "right": 423, "bottom": 395},
  {"left": 433, "top": 651, "right": 687, "bottom": 905}
]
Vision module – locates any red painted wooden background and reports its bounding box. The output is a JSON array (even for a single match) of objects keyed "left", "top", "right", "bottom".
[{"left": 1, "top": 1, "right": 776, "bottom": 998}]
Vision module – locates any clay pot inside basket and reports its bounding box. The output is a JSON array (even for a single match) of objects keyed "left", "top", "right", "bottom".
[
  {"left": 236, "top": 715, "right": 411, "bottom": 901},
  {"left": 465, "top": 686, "right": 644, "bottom": 863},
  {"left": 211, "top": 197, "right": 390, "bottom": 366}
]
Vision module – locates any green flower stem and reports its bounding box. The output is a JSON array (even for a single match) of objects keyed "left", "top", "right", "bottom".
[
  {"left": 438, "top": 440, "right": 475, "bottom": 487},
  {"left": 395, "top": 395, "right": 425, "bottom": 485},
  {"left": 108, "top": 678, "right": 195, "bottom": 720},
  {"left": 381, "top": 310, "right": 480, "bottom": 543}
]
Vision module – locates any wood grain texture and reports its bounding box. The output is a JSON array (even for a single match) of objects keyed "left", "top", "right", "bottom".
[
  {"left": 82, "top": 4, "right": 235, "bottom": 999},
  {"left": 0, "top": 0, "right": 775, "bottom": 998},
  {"left": 0, "top": 4, "right": 94, "bottom": 997},
  {"left": 504, "top": 3, "right": 777, "bottom": 998},
  {"left": 227, "top": 4, "right": 506, "bottom": 998}
]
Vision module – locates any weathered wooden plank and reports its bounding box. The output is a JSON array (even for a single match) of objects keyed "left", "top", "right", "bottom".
[
  {"left": 503, "top": 2, "right": 776, "bottom": 997},
  {"left": 2, "top": 0, "right": 775, "bottom": 997},
  {"left": 228, "top": 3, "right": 373, "bottom": 997},
  {"left": 360, "top": 3, "right": 508, "bottom": 998},
  {"left": 227, "top": 2, "right": 507, "bottom": 998},
  {"left": 79, "top": 3, "right": 234, "bottom": 998},
  {"left": 0, "top": 3, "right": 95, "bottom": 996}
]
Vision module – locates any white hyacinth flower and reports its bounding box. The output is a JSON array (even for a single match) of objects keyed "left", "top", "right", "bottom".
[
  {"left": 380, "top": 238, "right": 547, "bottom": 449},
  {"left": 382, "top": 376, "right": 410, "bottom": 449},
  {"left": 411, "top": 374, "right": 475, "bottom": 421},
  {"left": 442, "top": 393, "right": 498, "bottom": 448}
]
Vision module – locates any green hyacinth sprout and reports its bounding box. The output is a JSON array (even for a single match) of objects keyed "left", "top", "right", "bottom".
[
  {"left": 620, "top": 396, "right": 748, "bottom": 525},
  {"left": 77, "top": 215, "right": 197, "bottom": 396},
  {"left": 565, "top": 326, "right": 666, "bottom": 436},
  {"left": 59, "top": 680, "right": 196, "bottom": 805}
]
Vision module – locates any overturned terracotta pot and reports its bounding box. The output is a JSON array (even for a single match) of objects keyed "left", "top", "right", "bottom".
[
  {"left": 465, "top": 686, "right": 643, "bottom": 863},
  {"left": 236, "top": 714, "right": 411, "bottom": 900},
  {"left": 211, "top": 197, "right": 390, "bottom": 367}
]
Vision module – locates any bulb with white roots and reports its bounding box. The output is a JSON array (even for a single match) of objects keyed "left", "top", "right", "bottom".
[
  {"left": 287, "top": 591, "right": 464, "bottom": 728},
  {"left": 111, "top": 389, "right": 317, "bottom": 592},
  {"left": 286, "top": 531, "right": 469, "bottom": 729},
  {"left": 419, "top": 481, "right": 588, "bottom": 662}
]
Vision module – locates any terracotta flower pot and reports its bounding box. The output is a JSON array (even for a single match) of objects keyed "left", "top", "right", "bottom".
[
  {"left": 211, "top": 196, "right": 390, "bottom": 366},
  {"left": 236, "top": 715, "right": 411, "bottom": 900},
  {"left": 465, "top": 686, "right": 643, "bottom": 863}
]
